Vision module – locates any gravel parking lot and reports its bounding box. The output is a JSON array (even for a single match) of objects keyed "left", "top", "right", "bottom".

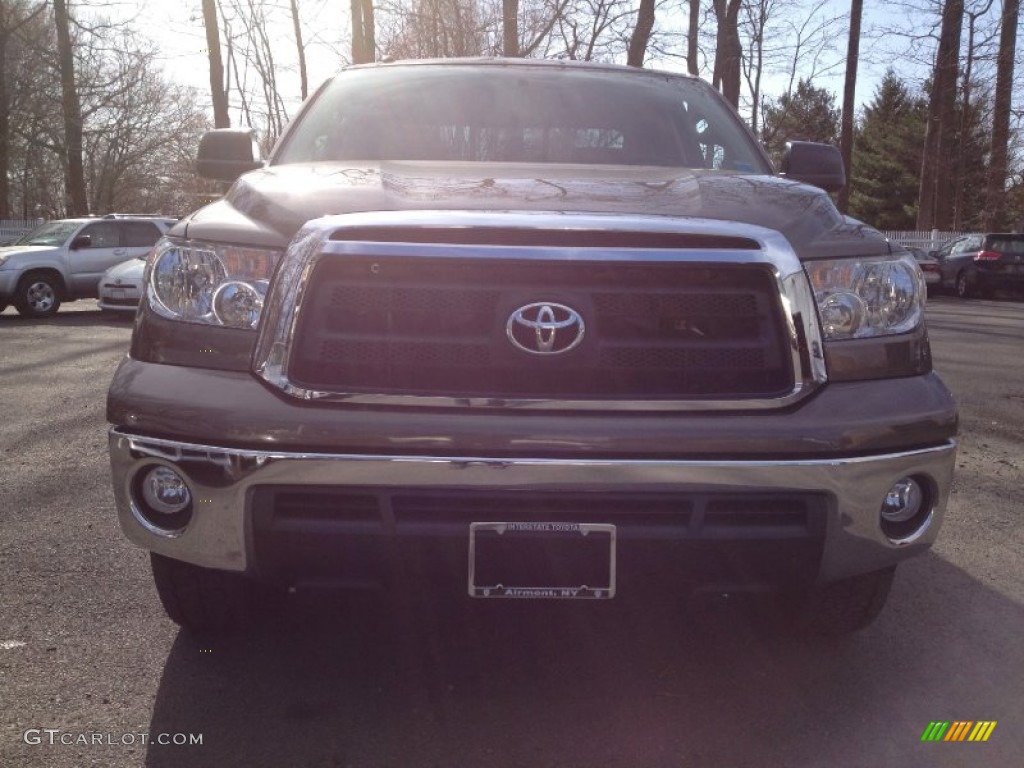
[{"left": 1, "top": 296, "right": 1022, "bottom": 768}]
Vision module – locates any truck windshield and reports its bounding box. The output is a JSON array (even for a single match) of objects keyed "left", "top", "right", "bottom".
[{"left": 274, "top": 65, "right": 770, "bottom": 173}]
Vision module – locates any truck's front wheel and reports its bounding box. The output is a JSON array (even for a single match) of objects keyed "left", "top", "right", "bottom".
[
  {"left": 791, "top": 567, "right": 896, "bottom": 635},
  {"left": 14, "top": 272, "right": 62, "bottom": 317},
  {"left": 150, "top": 552, "right": 254, "bottom": 632}
]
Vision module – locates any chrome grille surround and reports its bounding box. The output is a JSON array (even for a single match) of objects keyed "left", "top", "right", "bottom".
[{"left": 254, "top": 210, "right": 827, "bottom": 411}]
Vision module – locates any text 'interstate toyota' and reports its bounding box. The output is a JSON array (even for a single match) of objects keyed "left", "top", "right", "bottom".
[{"left": 107, "top": 59, "right": 957, "bottom": 635}]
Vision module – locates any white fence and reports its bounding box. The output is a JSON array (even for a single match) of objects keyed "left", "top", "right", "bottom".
[
  {"left": 881, "top": 230, "right": 965, "bottom": 252},
  {"left": 0, "top": 218, "right": 42, "bottom": 243}
]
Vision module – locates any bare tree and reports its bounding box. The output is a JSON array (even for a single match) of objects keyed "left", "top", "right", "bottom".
[
  {"left": 290, "top": 0, "right": 309, "bottom": 100},
  {"left": 983, "top": 0, "right": 1019, "bottom": 228},
  {"left": 202, "top": 0, "right": 230, "bottom": 128},
  {"left": 952, "top": 0, "right": 997, "bottom": 228},
  {"left": 917, "top": 0, "right": 964, "bottom": 229},
  {"left": 838, "top": 0, "right": 863, "bottom": 212},
  {"left": 739, "top": 0, "right": 773, "bottom": 135},
  {"left": 380, "top": 0, "right": 498, "bottom": 58},
  {"left": 53, "top": 0, "right": 87, "bottom": 216},
  {"left": 0, "top": 1, "right": 46, "bottom": 218},
  {"left": 351, "top": 0, "right": 375, "bottom": 63},
  {"left": 83, "top": 41, "right": 212, "bottom": 214},
  {"left": 215, "top": 0, "right": 299, "bottom": 143},
  {"left": 221, "top": 15, "right": 254, "bottom": 127},
  {"left": 520, "top": 0, "right": 571, "bottom": 56},
  {"left": 712, "top": 0, "right": 742, "bottom": 107},
  {"left": 554, "top": 0, "right": 635, "bottom": 61},
  {"left": 1, "top": 6, "right": 215, "bottom": 219},
  {"left": 687, "top": 0, "right": 699, "bottom": 74},
  {"left": 503, "top": 0, "right": 519, "bottom": 55},
  {"left": 626, "top": 0, "right": 655, "bottom": 66}
]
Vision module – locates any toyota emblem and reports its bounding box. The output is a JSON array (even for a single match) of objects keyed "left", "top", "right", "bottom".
[{"left": 506, "top": 302, "right": 585, "bottom": 355}]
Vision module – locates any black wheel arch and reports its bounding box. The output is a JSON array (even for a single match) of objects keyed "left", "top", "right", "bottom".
[{"left": 17, "top": 268, "right": 68, "bottom": 299}]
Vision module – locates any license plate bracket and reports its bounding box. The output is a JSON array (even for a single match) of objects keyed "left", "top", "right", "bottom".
[{"left": 468, "top": 522, "right": 616, "bottom": 599}]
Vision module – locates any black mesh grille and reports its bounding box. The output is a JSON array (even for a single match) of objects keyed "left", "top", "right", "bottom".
[
  {"left": 249, "top": 488, "right": 827, "bottom": 588},
  {"left": 288, "top": 254, "right": 793, "bottom": 400},
  {"left": 253, "top": 487, "right": 826, "bottom": 539}
]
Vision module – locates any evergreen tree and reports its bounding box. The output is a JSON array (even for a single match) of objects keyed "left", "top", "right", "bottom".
[
  {"left": 760, "top": 79, "right": 840, "bottom": 168},
  {"left": 847, "top": 71, "right": 927, "bottom": 230}
]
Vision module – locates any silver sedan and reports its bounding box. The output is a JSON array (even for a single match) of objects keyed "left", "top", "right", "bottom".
[{"left": 97, "top": 255, "right": 146, "bottom": 314}]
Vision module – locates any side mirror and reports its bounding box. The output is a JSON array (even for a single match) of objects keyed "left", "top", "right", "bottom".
[
  {"left": 779, "top": 141, "right": 846, "bottom": 194},
  {"left": 70, "top": 234, "right": 91, "bottom": 250},
  {"left": 196, "top": 128, "right": 263, "bottom": 182}
]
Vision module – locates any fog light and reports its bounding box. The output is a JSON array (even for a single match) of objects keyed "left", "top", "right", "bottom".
[
  {"left": 141, "top": 466, "right": 192, "bottom": 515},
  {"left": 132, "top": 465, "right": 194, "bottom": 536},
  {"left": 880, "top": 476, "right": 933, "bottom": 543},
  {"left": 881, "top": 477, "right": 923, "bottom": 522}
]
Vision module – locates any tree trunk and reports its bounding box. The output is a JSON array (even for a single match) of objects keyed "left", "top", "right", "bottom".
[
  {"left": 917, "top": 0, "right": 963, "bottom": 230},
  {"left": 202, "top": 0, "right": 230, "bottom": 128},
  {"left": 687, "top": 0, "right": 699, "bottom": 75},
  {"left": 0, "top": 34, "right": 8, "bottom": 219},
  {"left": 503, "top": 0, "right": 519, "bottom": 56},
  {"left": 837, "top": 0, "right": 862, "bottom": 212},
  {"left": 361, "top": 0, "right": 375, "bottom": 61},
  {"left": 351, "top": 0, "right": 375, "bottom": 63},
  {"left": 350, "top": 0, "right": 365, "bottom": 63},
  {"left": 53, "top": 0, "right": 88, "bottom": 216},
  {"left": 290, "top": 0, "right": 309, "bottom": 100},
  {"left": 0, "top": 2, "right": 46, "bottom": 217},
  {"left": 712, "top": 0, "right": 742, "bottom": 108},
  {"left": 952, "top": 2, "right": 990, "bottom": 230},
  {"left": 984, "top": 0, "right": 1018, "bottom": 230},
  {"left": 627, "top": 0, "right": 655, "bottom": 67}
]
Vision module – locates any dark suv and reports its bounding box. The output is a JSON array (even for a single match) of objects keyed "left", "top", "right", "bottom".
[
  {"left": 934, "top": 232, "right": 1024, "bottom": 298},
  {"left": 107, "top": 59, "right": 957, "bottom": 635}
]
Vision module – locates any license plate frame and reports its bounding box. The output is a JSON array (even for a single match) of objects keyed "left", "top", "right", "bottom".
[{"left": 468, "top": 521, "right": 616, "bottom": 599}]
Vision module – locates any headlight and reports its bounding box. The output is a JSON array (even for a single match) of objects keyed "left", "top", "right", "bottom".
[
  {"left": 148, "top": 238, "right": 281, "bottom": 328},
  {"left": 804, "top": 254, "right": 924, "bottom": 340}
]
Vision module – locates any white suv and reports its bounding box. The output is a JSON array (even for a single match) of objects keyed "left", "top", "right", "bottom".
[{"left": 0, "top": 215, "right": 176, "bottom": 317}]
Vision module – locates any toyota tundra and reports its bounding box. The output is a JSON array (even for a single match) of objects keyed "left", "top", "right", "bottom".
[{"left": 107, "top": 59, "right": 957, "bottom": 634}]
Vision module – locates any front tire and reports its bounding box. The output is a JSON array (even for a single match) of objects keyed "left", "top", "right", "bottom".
[
  {"left": 150, "top": 552, "right": 254, "bottom": 633},
  {"left": 955, "top": 270, "right": 972, "bottom": 299},
  {"left": 14, "top": 272, "right": 62, "bottom": 317},
  {"left": 790, "top": 567, "right": 895, "bottom": 635}
]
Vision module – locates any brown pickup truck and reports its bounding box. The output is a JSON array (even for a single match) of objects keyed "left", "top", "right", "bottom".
[{"left": 107, "top": 59, "right": 957, "bottom": 634}]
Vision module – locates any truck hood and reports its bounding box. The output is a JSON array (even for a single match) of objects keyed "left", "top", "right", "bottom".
[{"left": 185, "top": 162, "right": 887, "bottom": 259}]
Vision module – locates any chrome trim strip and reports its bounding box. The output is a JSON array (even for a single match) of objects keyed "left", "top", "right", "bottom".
[
  {"left": 253, "top": 211, "right": 827, "bottom": 411},
  {"left": 113, "top": 428, "right": 954, "bottom": 469},
  {"left": 109, "top": 429, "right": 957, "bottom": 580}
]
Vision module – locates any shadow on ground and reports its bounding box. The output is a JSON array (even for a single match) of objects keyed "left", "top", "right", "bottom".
[
  {"left": 145, "top": 552, "right": 1023, "bottom": 768},
  {"left": 0, "top": 302, "right": 134, "bottom": 324}
]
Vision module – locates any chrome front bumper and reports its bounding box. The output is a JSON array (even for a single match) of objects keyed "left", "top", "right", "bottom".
[{"left": 109, "top": 429, "right": 957, "bottom": 584}]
